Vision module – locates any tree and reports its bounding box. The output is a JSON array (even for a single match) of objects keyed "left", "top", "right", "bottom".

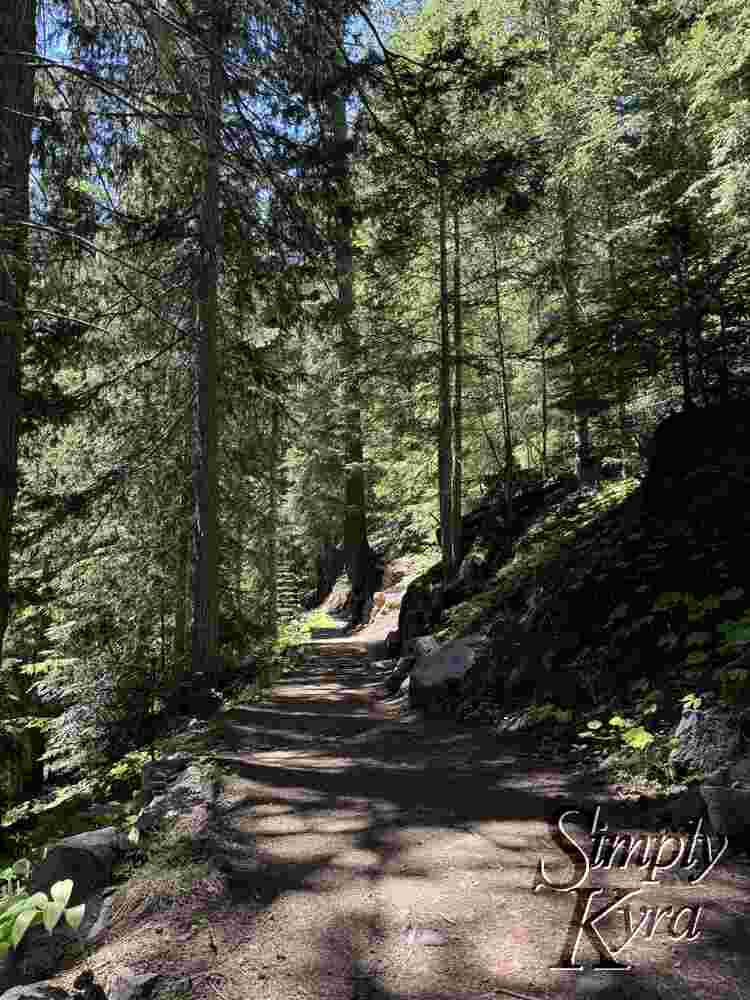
[
  {"left": 0, "top": 0, "right": 37, "bottom": 666},
  {"left": 190, "top": 1, "right": 224, "bottom": 678}
]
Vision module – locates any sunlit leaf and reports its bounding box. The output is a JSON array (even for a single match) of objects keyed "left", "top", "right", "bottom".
[
  {"left": 63, "top": 903, "right": 85, "bottom": 931},
  {"left": 50, "top": 879, "right": 73, "bottom": 908}
]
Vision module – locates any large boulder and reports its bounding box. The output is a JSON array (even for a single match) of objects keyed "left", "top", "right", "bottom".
[
  {"left": 669, "top": 706, "right": 743, "bottom": 778},
  {"left": 1, "top": 828, "right": 129, "bottom": 993},
  {"left": 137, "top": 759, "right": 218, "bottom": 834},
  {"left": 409, "top": 634, "right": 486, "bottom": 713},
  {"left": 398, "top": 564, "right": 445, "bottom": 650},
  {"left": 27, "top": 828, "right": 129, "bottom": 907},
  {"left": 643, "top": 399, "right": 750, "bottom": 518},
  {"left": 699, "top": 752, "right": 750, "bottom": 841},
  {"left": 0, "top": 972, "right": 197, "bottom": 1000}
]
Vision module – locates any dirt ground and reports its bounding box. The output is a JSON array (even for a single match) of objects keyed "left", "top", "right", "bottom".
[{"left": 44, "top": 619, "right": 750, "bottom": 1000}]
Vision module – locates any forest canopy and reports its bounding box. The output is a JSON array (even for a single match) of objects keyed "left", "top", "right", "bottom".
[{"left": 1, "top": 0, "right": 750, "bottom": 781}]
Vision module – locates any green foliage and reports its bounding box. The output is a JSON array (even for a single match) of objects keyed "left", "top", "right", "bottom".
[
  {"left": 119, "top": 825, "right": 212, "bottom": 896},
  {"left": 102, "top": 749, "right": 151, "bottom": 799},
  {"left": 574, "top": 683, "right": 680, "bottom": 787},
  {"left": 717, "top": 611, "right": 750, "bottom": 652},
  {"left": 527, "top": 703, "right": 573, "bottom": 725},
  {"left": 0, "top": 858, "right": 85, "bottom": 956}
]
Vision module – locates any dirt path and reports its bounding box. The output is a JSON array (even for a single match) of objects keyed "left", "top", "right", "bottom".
[
  {"left": 191, "top": 628, "right": 750, "bottom": 1000},
  {"left": 48, "top": 627, "right": 750, "bottom": 1000}
]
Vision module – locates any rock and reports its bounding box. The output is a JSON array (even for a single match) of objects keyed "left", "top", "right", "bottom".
[
  {"left": 496, "top": 710, "right": 534, "bottom": 733},
  {"left": 456, "top": 548, "right": 489, "bottom": 591},
  {"left": 385, "top": 657, "right": 415, "bottom": 695},
  {"left": 27, "top": 828, "right": 127, "bottom": 907},
  {"left": 371, "top": 659, "right": 396, "bottom": 671},
  {"left": 142, "top": 753, "right": 193, "bottom": 806},
  {"left": 108, "top": 973, "right": 160, "bottom": 1000},
  {"left": 409, "top": 634, "right": 486, "bottom": 712},
  {"left": 700, "top": 784, "right": 750, "bottom": 839},
  {"left": 411, "top": 635, "right": 440, "bottom": 659},
  {"left": 669, "top": 707, "right": 742, "bottom": 777},
  {"left": 397, "top": 564, "right": 444, "bottom": 651},
  {"left": 136, "top": 761, "right": 218, "bottom": 834},
  {"left": 384, "top": 628, "right": 401, "bottom": 656},
  {"left": 665, "top": 784, "right": 705, "bottom": 830},
  {"left": 70, "top": 970, "right": 107, "bottom": 1000},
  {"left": 728, "top": 754, "right": 750, "bottom": 785},
  {"left": 643, "top": 399, "right": 750, "bottom": 516},
  {"left": 0, "top": 985, "right": 71, "bottom": 999}
]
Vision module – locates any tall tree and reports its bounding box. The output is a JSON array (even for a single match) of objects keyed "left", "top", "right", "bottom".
[
  {"left": 0, "top": 0, "right": 36, "bottom": 666},
  {"left": 325, "top": 25, "right": 377, "bottom": 625},
  {"left": 191, "top": 1, "right": 224, "bottom": 678}
]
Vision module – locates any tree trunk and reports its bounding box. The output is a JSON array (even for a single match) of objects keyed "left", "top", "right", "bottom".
[
  {"left": 437, "top": 169, "right": 453, "bottom": 584},
  {"left": 492, "top": 238, "right": 514, "bottom": 529},
  {"left": 267, "top": 402, "right": 280, "bottom": 638},
  {"left": 0, "top": 0, "right": 36, "bottom": 666},
  {"left": 173, "top": 429, "right": 190, "bottom": 668},
  {"left": 327, "top": 42, "right": 373, "bottom": 626},
  {"left": 451, "top": 206, "right": 463, "bottom": 571},
  {"left": 557, "top": 184, "right": 596, "bottom": 483},
  {"left": 191, "top": 5, "right": 222, "bottom": 680}
]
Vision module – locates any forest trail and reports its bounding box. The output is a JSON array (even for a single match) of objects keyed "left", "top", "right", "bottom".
[
  {"left": 48, "top": 631, "right": 750, "bottom": 1000},
  {"left": 176, "top": 627, "right": 750, "bottom": 1000}
]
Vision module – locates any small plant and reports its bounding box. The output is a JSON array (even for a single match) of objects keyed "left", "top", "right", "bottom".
[
  {"left": 0, "top": 859, "right": 85, "bottom": 956},
  {"left": 575, "top": 694, "right": 678, "bottom": 788},
  {"left": 681, "top": 692, "right": 703, "bottom": 711},
  {"left": 528, "top": 702, "right": 573, "bottom": 725},
  {"left": 103, "top": 749, "right": 151, "bottom": 799}
]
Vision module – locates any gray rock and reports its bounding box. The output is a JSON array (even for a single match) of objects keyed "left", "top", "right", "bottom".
[
  {"left": 575, "top": 970, "right": 661, "bottom": 998},
  {"left": 27, "top": 829, "right": 127, "bottom": 907},
  {"left": 728, "top": 754, "right": 750, "bottom": 785},
  {"left": 141, "top": 753, "right": 192, "bottom": 807},
  {"left": 370, "top": 659, "right": 396, "bottom": 672},
  {"left": 109, "top": 973, "right": 160, "bottom": 1000},
  {"left": 456, "top": 549, "right": 488, "bottom": 591},
  {"left": 700, "top": 784, "right": 750, "bottom": 838},
  {"left": 411, "top": 636, "right": 440, "bottom": 660},
  {"left": 0, "top": 985, "right": 70, "bottom": 999},
  {"left": 137, "top": 762, "right": 217, "bottom": 834},
  {"left": 669, "top": 707, "right": 741, "bottom": 776},
  {"left": 666, "top": 784, "right": 705, "bottom": 830},
  {"left": 385, "top": 657, "right": 414, "bottom": 696},
  {"left": 409, "top": 634, "right": 485, "bottom": 711},
  {"left": 497, "top": 710, "right": 534, "bottom": 733}
]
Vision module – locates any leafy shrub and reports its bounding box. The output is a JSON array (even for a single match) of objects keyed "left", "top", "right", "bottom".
[
  {"left": 574, "top": 685, "right": 681, "bottom": 787},
  {"left": 0, "top": 857, "right": 85, "bottom": 956}
]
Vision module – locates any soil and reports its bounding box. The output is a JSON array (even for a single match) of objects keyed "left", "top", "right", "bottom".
[{"left": 43, "top": 612, "right": 750, "bottom": 1000}]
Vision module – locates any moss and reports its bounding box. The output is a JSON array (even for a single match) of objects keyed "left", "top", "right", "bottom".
[{"left": 435, "top": 586, "right": 504, "bottom": 642}]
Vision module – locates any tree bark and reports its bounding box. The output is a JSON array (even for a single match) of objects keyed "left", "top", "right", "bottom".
[
  {"left": 327, "top": 40, "right": 373, "bottom": 626},
  {"left": 0, "top": 0, "right": 36, "bottom": 666},
  {"left": 267, "top": 402, "right": 280, "bottom": 637},
  {"left": 191, "top": 4, "right": 222, "bottom": 679},
  {"left": 173, "top": 425, "right": 190, "bottom": 669},
  {"left": 437, "top": 169, "right": 454, "bottom": 584},
  {"left": 451, "top": 206, "right": 463, "bottom": 571},
  {"left": 492, "top": 237, "right": 514, "bottom": 529},
  {"left": 557, "top": 184, "right": 596, "bottom": 482}
]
